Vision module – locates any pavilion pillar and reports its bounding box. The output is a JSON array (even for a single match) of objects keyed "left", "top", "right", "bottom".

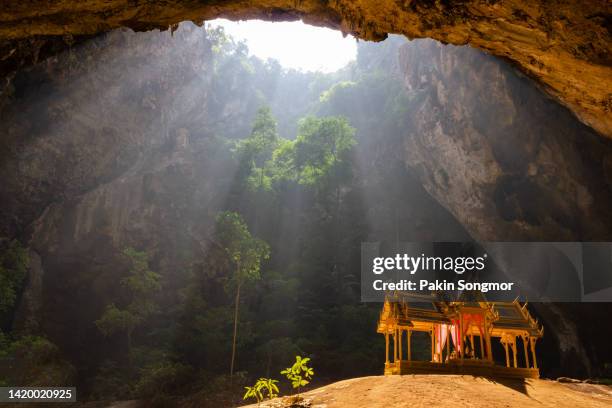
[
  {"left": 407, "top": 329, "right": 412, "bottom": 361},
  {"left": 385, "top": 332, "right": 389, "bottom": 364},
  {"left": 479, "top": 334, "right": 485, "bottom": 360},
  {"left": 393, "top": 331, "right": 397, "bottom": 362},
  {"left": 432, "top": 327, "right": 436, "bottom": 362},
  {"left": 446, "top": 325, "right": 450, "bottom": 361},
  {"left": 522, "top": 335, "right": 530, "bottom": 368},
  {"left": 530, "top": 337, "right": 538, "bottom": 369},
  {"left": 485, "top": 319, "right": 493, "bottom": 362},
  {"left": 398, "top": 329, "right": 403, "bottom": 361},
  {"left": 429, "top": 330, "right": 434, "bottom": 361},
  {"left": 459, "top": 314, "right": 464, "bottom": 360},
  {"left": 511, "top": 337, "right": 518, "bottom": 368},
  {"left": 470, "top": 334, "right": 475, "bottom": 358},
  {"left": 504, "top": 343, "right": 510, "bottom": 367},
  {"left": 502, "top": 337, "right": 510, "bottom": 367}
]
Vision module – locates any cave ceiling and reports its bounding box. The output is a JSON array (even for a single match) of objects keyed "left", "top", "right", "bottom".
[{"left": 0, "top": 1, "right": 610, "bottom": 137}]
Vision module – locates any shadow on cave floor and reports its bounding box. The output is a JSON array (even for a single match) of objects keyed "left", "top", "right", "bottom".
[{"left": 474, "top": 376, "right": 531, "bottom": 396}]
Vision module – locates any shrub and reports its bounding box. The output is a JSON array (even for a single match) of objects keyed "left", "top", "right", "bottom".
[
  {"left": 280, "top": 355, "right": 314, "bottom": 396},
  {"left": 133, "top": 361, "right": 194, "bottom": 398},
  {"left": 243, "top": 377, "right": 279, "bottom": 404}
]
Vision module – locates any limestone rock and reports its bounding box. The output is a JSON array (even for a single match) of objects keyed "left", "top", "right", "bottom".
[{"left": 1, "top": 1, "right": 610, "bottom": 137}]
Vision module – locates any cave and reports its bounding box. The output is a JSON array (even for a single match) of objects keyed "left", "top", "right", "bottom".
[{"left": 1, "top": 2, "right": 612, "bottom": 407}]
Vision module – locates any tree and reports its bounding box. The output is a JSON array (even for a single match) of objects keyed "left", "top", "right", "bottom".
[
  {"left": 214, "top": 211, "right": 270, "bottom": 379},
  {"left": 234, "top": 106, "right": 279, "bottom": 191},
  {"left": 0, "top": 240, "right": 28, "bottom": 316},
  {"left": 96, "top": 248, "right": 161, "bottom": 368},
  {"left": 272, "top": 116, "right": 355, "bottom": 187}
]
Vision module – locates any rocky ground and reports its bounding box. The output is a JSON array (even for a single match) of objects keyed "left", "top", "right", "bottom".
[{"left": 241, "top": 375, "right": 612, "bottom": 408}]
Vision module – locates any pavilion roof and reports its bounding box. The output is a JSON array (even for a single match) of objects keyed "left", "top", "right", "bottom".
[
  {"left": 491, "top": 300, "right": 544, "bottom": 337},
  {"left": 377, "top": 292, "right": 544, "bottom": 337},
  {"left": 377, "top": 293, "right": 450, "bottom": 333}
]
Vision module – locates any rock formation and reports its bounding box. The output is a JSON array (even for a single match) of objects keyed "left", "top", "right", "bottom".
[
  {"left": 397, "top": 39, "right": 612, "bottom": 241},
  {"left": 1, "top": 1, "right": 610, "bottom": 138}
]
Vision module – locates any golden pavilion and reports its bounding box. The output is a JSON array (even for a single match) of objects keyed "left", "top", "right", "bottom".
[{"left": 377, "top": 293, "right": 544, "bottom": 378}]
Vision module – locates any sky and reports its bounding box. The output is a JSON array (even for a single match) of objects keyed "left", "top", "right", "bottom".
[{"left": 208, "top": 19, "right": 357, "bottom": 72}]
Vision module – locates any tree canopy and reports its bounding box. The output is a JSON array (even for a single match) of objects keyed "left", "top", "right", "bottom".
[
  {"left": 0, "top": 240, "right": 28, "bottom": 316},
  {"left": 95, "top": 248, "right": 161, "bottom": 358},
  {"left": 215, "top": 211, "right": 271, "bottom": 285},
  {"left": 234, "top": 106, "right": 280, "bottom": 191}
]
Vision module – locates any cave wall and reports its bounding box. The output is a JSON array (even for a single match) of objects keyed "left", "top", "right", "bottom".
[
  {"left": 1, "top": 0, "right": 611, "bottom": 139},
  {"left": 398, "top": 39, "right": 612, "bottom": 241},
  {"left": 1, "top": 25, "right": 250, "bottom": 372},
  {"left": 395, "top": 39, "right": 612, "bottom": 376},
  {"left": 0, "top": 26, "right": 221, "bottom": 239}
]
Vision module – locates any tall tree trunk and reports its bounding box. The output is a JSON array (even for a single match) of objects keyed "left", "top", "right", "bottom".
[
  {"left": 333, "top": 164, "right": 341, "bottom": 284},
  {"left": 260, "top": 166, "right": 264, "bottom": 190},
  {"left": 230, "top": 280, "right": 242, "bottom": 379},
  {"left": 127, "top": 326, "right": 133, "bottom": 374},
  {"left": 265, "top": 347, "right": 271, "bottom": 378}
]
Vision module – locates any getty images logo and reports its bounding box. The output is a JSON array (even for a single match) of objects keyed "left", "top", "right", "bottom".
[{"left": 372, "top": 253, "right": 488, "bottom": 275}]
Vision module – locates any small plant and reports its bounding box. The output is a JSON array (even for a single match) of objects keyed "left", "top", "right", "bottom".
[
  {"left": 243, "top": 377, "right": 279, "bottom": 405},
  {"left": 243, "top": 384, "right": 262, "bottom": 405},
  {"left": 280, "top": 355, "right": 314, "bottom": 397},
  {"left": 260, "top": 378, "right": 279, "bottom": 400}
]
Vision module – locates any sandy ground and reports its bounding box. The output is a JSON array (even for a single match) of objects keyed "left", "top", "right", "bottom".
[{"left": 242, "top": 375, "right": 612, "bottom": 408}]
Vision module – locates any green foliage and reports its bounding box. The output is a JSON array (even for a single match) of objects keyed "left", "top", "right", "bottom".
[
  {"left": 205, "top": 23, "right": 271, "bottom": 142},
  {"left": 91, "top": 360, "right": 133, "bottom": 399},
  {"left": 243, "top": 377, "right": 279, "bottom": 403},
  {"left": 235, "top": 106, "right": 280, "bottom": 191},
  {"left": 267, "top": 116, "right": 356, "bottom": 187},
  {"left": 243, "top": 379, "right": 275, "bottom": 403},
  {"left": 268, "top": 138, "right": 296, "bottom": 182},
  {"left": 319, "top": 81, "right": 357, "bottom": 104},
  {"left": 0, "top": 240, "right": 29, "bottom": 315},
  {"left": 214, "top": 212, "right": 270, "bottom": 286},
  {"left": 215, "top": 211, "right": 270, "bottom": 378},
  {"left": 95, "top": 303, "right": 138, "bottom": 337},
  {"left": 121, "top": 247, "right": 162, "bottom": 297},
  {"left": 249, "top": 106, "right": 279, "bottom": 151},
  {"left": 281, "top": 355, "right": 314, "bottom": 392},
  {"left": 92, "top": 349, "right": 194, "bottom": 401},
  {"left": 8, "top": 335, "right": 60, "bottom": 363},
  {"left": 133, "top": 360, "right": 194, "bottom": 398},
  {"left": 316, "top": 70, "right": 413, "bottom": 146},
  {"left": 120, "top": 247, "right": 162, "bottom": 320},
  {"left": 0, "top": 335, "right": 75, "bottom": 387},
  {"left": 0, "top": 330, "right": 9, "bottom": 358},
  {"left": 292, "top": 116, "right": 355, "bottom": 185},
  {"left": 95, "top": 247, "right": 161, "bottom": 360}
]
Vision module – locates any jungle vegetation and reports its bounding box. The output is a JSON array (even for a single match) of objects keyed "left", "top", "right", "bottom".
[{"left": 0, "top": 25, "right": 469, "bottom": 404}]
